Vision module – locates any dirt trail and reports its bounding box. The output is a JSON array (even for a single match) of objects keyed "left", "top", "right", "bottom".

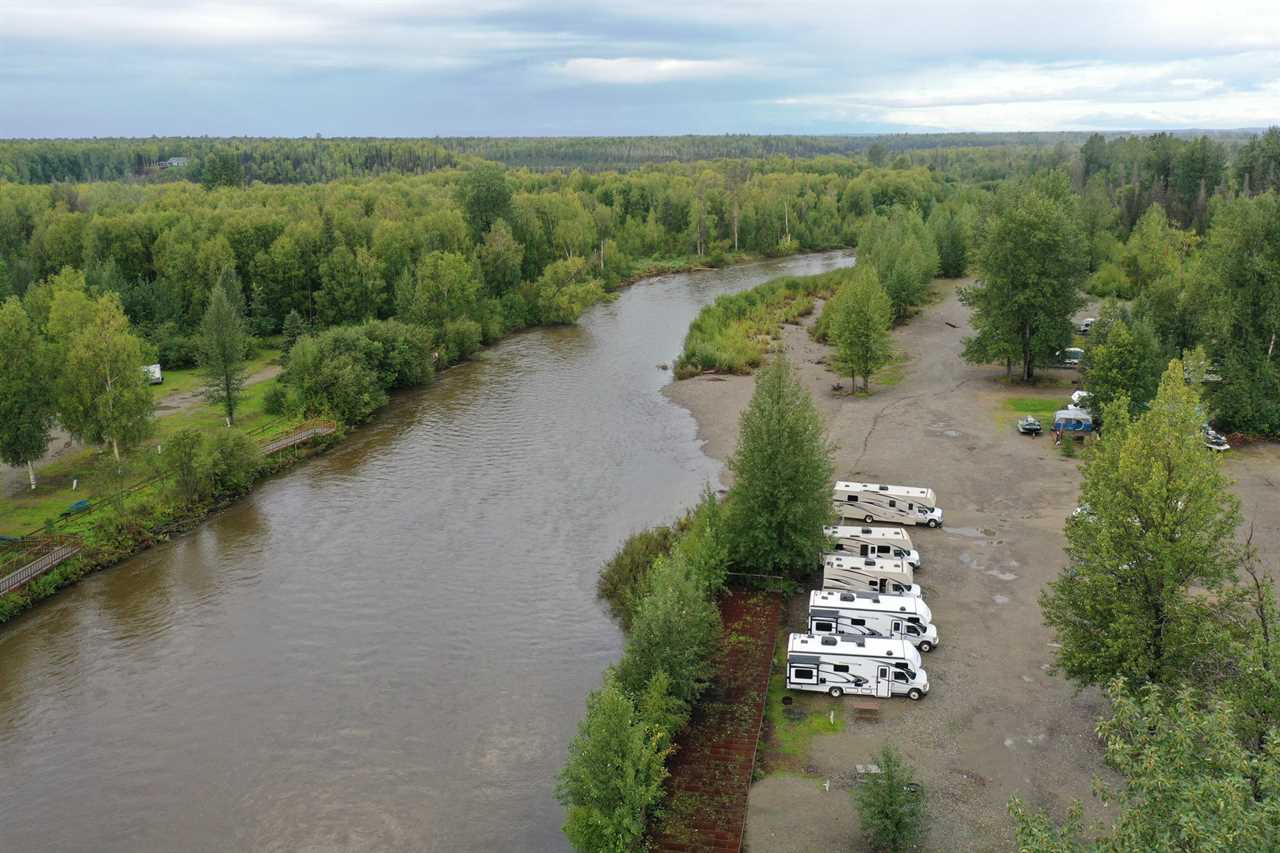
[{"left": 666, "top": 281, "right": 1114, "bottom": 851}]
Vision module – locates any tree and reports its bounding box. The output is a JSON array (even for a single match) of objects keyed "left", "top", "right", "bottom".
[
  {"left": 477, "top": 218, "right": 524, "bottom": 296},
  {"left": 932, "top": 208, "right": 968, "bottom": 278},
  {"left": 199, "top": 282, "right": 248, "bottom": 424},
  {"left": 1119, "top": 204, "right": 1190, "bottom": 293},
  {"left": 397, "top": 250, "right": 480, "bottom": 329},
  {"left": 614, "top": 554, "right": 721, "bottom": 711},
  {"left": 1081, "top": 317, "right": 1163, "bottom": 419},
  {"left": 724, "top": 353, "right": 833, "bottom": 578},
  {"left": 1010, "top": 683, "right": 1280, "bottom": 852},
  {"left": 1041, "top": 362, "right": 1241, "bottom": 689},
  {"left": 456, "top": 165, "right": 512, "bottom": 241},
  {"left": 201, "top": 149, "right": 243, "bottom": 189},
  {"left": 281, "top": 309, "right": 306, "bottom": 358},
  {"left": 854, "top": 746, "right": 926, "bottom": 853},
  {"left": 556, "top": 677, "right": 669, "bottom": 853},
  {"left": 57, "top": 294, "right": 153, "bottom": 461},
  {"left": 831, "top": 267, "right": 894, "bottom": 392},
  {"left": 1077, "top": 174, "right": 1118, "bottom": 274},
  {"left": 964, "top": 187, "right": 1085, "bottom": 381},
  {"left": 0, "top": 298, "right": 55, "bottom": 488}
]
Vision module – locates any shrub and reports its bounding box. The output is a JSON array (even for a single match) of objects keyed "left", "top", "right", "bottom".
[
  {"left": 1087, "top": 261, "right": 1134, "bottom": 299},
  {"left": 160, "top": 427, "right": 208, "bottom": 503},
  {"left": 597, "top": 524, "right": 677, "bottom": 629},
  {"left": 671, "top": 486, "right": 730, "bottom": 595},
  {"left": 285, "top": 331, "right": 388, "bottom": 425},
  {"left": 854, "top": 746, "right": 925, "bottom": 853},
  {"left": 441, "top": 318, "right": 483, "bottom": 365},
  {"left": 556, "top": 676, "right": 669, "bottom": 853},
  {"left": 262, "top": 382, "right": 290, "bottom": 416},
  {"left": 204, "top": 430, "right": 262, "bottom": 497},
  {"left": 149, "top": 321, "right": 201, "bottom": 369},
  {"left": 361, "top": 318, "right": 435, "bottom": 389}
]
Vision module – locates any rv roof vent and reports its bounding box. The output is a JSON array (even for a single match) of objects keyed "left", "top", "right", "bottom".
[
  {"left": 863, "top": 559, "right": 876, "bottom": 567},
  {"left": 821, "top": 636, "right": 837, "bottom": 646}
]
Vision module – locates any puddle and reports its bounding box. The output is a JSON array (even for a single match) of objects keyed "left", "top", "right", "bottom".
[
  {"left": 946, "top": 527, "right": 993, "bottom": 539},
  {"left": 992, "top": 594, "right": 1010, "bottom": 604},
  {"left": 1003, "top": 733, "right": 1048, "bottom": 750},
  {"left": 943, "top": 429, "right": 961, "bottom": 438}
]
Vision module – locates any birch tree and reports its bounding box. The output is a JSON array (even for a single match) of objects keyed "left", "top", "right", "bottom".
[{"left": 0, "top": 298, "right": 55, "bottom": 488}]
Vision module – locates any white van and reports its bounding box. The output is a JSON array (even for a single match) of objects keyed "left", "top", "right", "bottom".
[
  {"left": 824, "top": 525, "right": 920, "bottom": 568},
  {"left": 832, "top": 481, "right": 944, "bottom": 528},
  {"left": 786, "top": 633, "right": 929, "bottom": 700},
  {"left": 822, "top": 554, "right": 920, "bottom": 597},
  {"left": 808, "top": 589, "right": 938, "bottom": 652}
]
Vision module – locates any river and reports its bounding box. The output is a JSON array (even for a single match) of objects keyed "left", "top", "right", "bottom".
[{"left": 0, "top": 251, "right": 854, "bottom": 852}]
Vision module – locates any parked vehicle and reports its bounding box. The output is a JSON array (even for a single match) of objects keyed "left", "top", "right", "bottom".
[
  {"left": 1203, "top": 424, "right": 1230, "bottom": 452},
  {"left": 1077, "top": 318, "right": 1097, "bottom": 334},
  {"left": 1053, "top": 407, "right": 1093, "bottom": 434},
  {"left": 1056, "top": 347, "right": 1085, "bottom": 368},
  {"left": 824, "top": 525, "right": 920, "bottom": 568},
  {"left": 1070, "top": 389, "right": 1091, "bottom": 407},
  {"left": 832, "top": 481, "right": 944, "bottom": 528},
  {"left": 142, "top": 363, "right": 163, "bottom": 385},
  {"left": 1017, "top": 415, "right": 1042, "bottom": 435},
  {"left": 808, "top": 590, "right": 938, "bottom": 652},
  {"left": 823, "top": 554, "right": 920, "bottom": 597},
  {"left": 786, "top": 633, "right": 929, "bottom": 700}
]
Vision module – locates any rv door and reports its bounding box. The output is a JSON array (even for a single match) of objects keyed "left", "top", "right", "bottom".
[{"left": 875, "top": 665, "right": 891, "bottom": 698}]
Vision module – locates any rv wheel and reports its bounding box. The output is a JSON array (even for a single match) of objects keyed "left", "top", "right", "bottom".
[
  {"left": 918, "top": 641, "right": 933, "bottom": 653},
  {"left": 828, "top": 686, "right": 843, "bottom": 698},
  {"left": 864, "top": 514, "right": 873, "bottom": 524},
  {"left": 907, "top": 688, "right": 924, "bottom": 701},
  {"left": 927, "top": 519, "right": 939, "bottom": 529}
]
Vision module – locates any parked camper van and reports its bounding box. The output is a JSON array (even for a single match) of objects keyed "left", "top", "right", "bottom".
[
  {"left": 822, "top": 554, "right": 920, "bottom": 597},
  {"left": 824, "top": 525, "right": 920, "bottom": 568},
  {"left": 786, "top": 633, "right": 929, "bottom": 699},
  {"left": 832, "top": 481, "right": 944, "bottom": 528},
  {"left": 808, "top": 590, "right": 938, "bottom": 651}
]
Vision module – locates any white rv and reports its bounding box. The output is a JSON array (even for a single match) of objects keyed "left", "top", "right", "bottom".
[
  {"left": 786, "top": 633, "right": 929, "bottom": 700},
  {"left": 822, "top": 554, "right": 920, "bottom": 598},
  {"left": 808, "top": 590, "right": 938, "bottom": 652},
  {"left": 824, "top": 525, "right": 920, "bottom": 568},
  {"left": 833, "top": 481, "right": 944, "bottom": 528}
]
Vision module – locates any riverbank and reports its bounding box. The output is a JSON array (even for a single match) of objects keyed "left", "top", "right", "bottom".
[{"left": 666, "top": 278, "right": 1115, "bottom": 851}]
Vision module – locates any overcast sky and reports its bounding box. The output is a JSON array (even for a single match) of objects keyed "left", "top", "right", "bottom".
[{"left": 2, "top": 0, "right": 1278, "bottom": 137}]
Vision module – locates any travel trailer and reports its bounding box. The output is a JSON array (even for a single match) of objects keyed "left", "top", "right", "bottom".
[
  {"left": 822, "top": 554, "right": 920, "bottom": 597},
  {"left": 808, "top": 590, "right": 938, "bottom": 651},
  {"left": 824, "top": 525, "right": 920, "bottom": 568},
  {"left": 832, "top": 481, "right": 944, "bottom": 528},
  {"left": 786, "top": 633, "right": 929, "bottom": 699}
]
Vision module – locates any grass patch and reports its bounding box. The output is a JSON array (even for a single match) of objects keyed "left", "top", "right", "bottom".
[
  {"left": 761, "top": 637, "right": 844, "bottom": 768},
  {"left": 150, "top": 348, "right": 281, "bottom": 403},
  {"left": 675, "top": 268, "right": 851, "bottom": 377},
  {"left": 874, "top": 349, "right": 909, "bottom": 388}
]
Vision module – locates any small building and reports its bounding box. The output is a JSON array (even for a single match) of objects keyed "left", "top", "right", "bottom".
[{"left": 158, "top": 157, "right": 190, "bottom": 169}]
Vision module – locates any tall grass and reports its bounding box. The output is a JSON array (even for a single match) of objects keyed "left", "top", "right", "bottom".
[{"left": 674, "top": 269, "right": 851, "bottom": 378}]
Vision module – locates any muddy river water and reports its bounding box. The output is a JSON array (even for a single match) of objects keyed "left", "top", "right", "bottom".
[{"left": 0, "top": 251, "right": 853, "bottom": 852}]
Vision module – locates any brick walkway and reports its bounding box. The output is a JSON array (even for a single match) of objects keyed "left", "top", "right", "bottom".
[{"left": 650, "top": 591, "right": 784, "bottom": 853}]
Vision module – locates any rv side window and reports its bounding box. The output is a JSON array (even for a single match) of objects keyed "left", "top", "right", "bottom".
[
  {"left": 833, "top": 543, "right": 844, "bottom": 551},
  {"left": 907, "top": 624, "right": 921, "bottom": 635},
  {"left": 793, "top": 668, "right": 814, "bottom": 680},
  {"left": 888, "top": 499, "right": 896, "bottom": 508},
  {"left": 814, "top": 621, "right": 834, "bottom": 632},
  {"left": 833, "top": 664, "right": 849, "bottom": 673},
  {"left": 893, "top": 671, "right": 909, "bottom": 683},
  {"left": 850, "top": 618, "right": 866, "bottom": 627},
  {"left": 908, "top": 503, "right": 914, "bottom": 510},
  {"left": 847, "top": 495, "right": 857, "bottom": 502},
  {"left": 876, "top": 545, "right": 889, "bottom": 555}
]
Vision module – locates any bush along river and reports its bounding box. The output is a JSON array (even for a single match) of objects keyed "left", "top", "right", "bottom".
[{"left": 0, "top": 250, "right": 855, "bottom": 853}]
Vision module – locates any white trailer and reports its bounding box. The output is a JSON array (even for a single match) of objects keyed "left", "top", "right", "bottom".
[
  {"left": 808, "top": 590, "right": 939, "bottom": 652},
  {"left": 833, "top": 481, "right": 944, "bottom": 528},
  {"left": 824, "top": 525, "right": 920, "bottom": 568},
  {"left": 822, "top": 554, "right": 920, "bottom": 597},
  {"left": 786, "top": 633, "right": 929, "bottom": 700}
]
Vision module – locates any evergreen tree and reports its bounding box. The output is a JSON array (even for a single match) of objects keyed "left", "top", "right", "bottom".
[
  {"left": 199, "top": 282, "right": 248, "bottom": 424},
  {"left": 854, "top": 746, "right": 926, "bottom": 853},
  {"left": 831, "top": 267, "right": 894, "bottom": 392},
  {"left": 281, "top": 309, "right": 306, "bottom": 359},
  {"left": 1041, "top": 362, "right": 1241, "bottom": 689},
  {"left": 0, "top": 297, "right": 55, "bottom": 488},
  {"left": 556, "top": 677, "right": 669, "bottom": 853},
  {"left": 724, "top": 353, "right": 834, "bottom": 578}
]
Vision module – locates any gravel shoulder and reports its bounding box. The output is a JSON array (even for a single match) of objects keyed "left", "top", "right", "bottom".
[{"left": 664, "top": 278, "right": 1280, "bottom": 851}]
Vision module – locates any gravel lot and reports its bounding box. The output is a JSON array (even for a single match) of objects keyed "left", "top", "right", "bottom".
[{"left": 665, "top": 277, "right": 1280, "bottom": 851}]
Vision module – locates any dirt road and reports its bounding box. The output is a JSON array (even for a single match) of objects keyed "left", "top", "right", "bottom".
[{"left": 665, "top": 279, "right": 1280, "bottom": 851}]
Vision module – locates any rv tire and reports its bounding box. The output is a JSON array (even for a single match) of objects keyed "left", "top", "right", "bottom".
[
  {"left": 927, "top": 519, "right": 939, "bottom": 528},
  {"left": 864, "top": 514, "right": 873, "bottom": 524},
  {"left": 828, "top": 686, "right": 843, "bottom": 698},
  {"left": 918, "top": 641, "right": 933, "bottom": 653},
  {"left": 907, "top": 688, "right": 924, "bottom": 701}
]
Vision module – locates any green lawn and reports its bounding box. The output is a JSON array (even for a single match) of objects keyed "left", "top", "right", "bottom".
[
  {"left": 762, "top": 639, "right": 844, "bottom": 767},
  {"left": 1, "top": 371, "right": 298, "bottom": 537},
  {"left": 1001, "top": 395, "right": 1064, "bottom": 433},
  {"left": 150, "top": 347, "right": 282, "bottom": 402}
]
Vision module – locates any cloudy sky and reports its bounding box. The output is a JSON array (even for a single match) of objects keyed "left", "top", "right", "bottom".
[{"left": 2, "top": 0, "right": 1278, "bottom": 137}]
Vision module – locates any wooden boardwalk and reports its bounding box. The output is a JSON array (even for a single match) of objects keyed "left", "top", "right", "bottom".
[
  {"left": 0, "top": 539, "right": 83, "bottom": 596},
  {"left": 260, "top": 420, "right": 337, "bottom": 455},
  {"left": 650, "top": 591, "right": 785, "bottom": 853}
]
